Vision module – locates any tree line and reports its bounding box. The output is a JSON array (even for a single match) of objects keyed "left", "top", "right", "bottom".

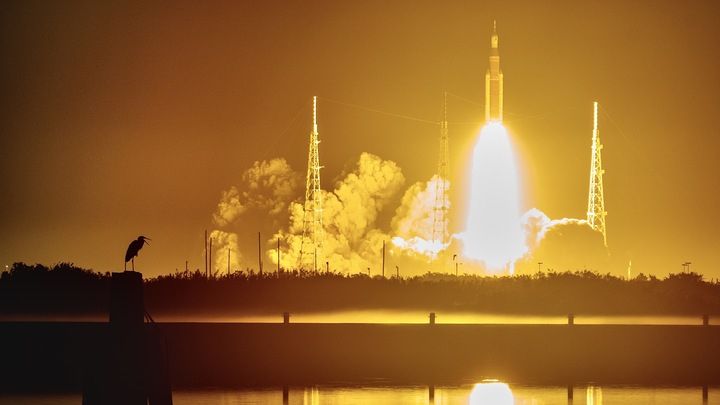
[{"left": 1, "top": 262, "right": 719, "bottom": 316}]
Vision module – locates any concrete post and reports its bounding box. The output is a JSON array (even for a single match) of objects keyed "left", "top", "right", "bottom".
[
  {"left": 110, "top": 271, "right": 144, "bottom": 325},
  {"left": 429, "top": 312, "right": 436, "bottom": 325},
  {"left": 109, "top": 272, "right": 146, "bottom": 405},
  {"left": 283, "top": 312, "right": 291, "bottom": 324},
  {"left": 568, "top": 314, "right": 575, "bottom": 325},
  {"left": 83, "top": 271, "right": 172, "bottom": 405}
]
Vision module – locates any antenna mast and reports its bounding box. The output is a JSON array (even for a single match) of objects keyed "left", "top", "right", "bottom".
[
  {"left": 300, "top": 96, "right": 324, "bottom": 269},
  {"left": 587, "top": 101, "right": 608, "bottom": 247},
  {"left": 432, "top": 92, "right": 450, "bottom": 252}
]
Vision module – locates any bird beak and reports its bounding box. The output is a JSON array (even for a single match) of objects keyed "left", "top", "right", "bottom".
[{"left": 144, "top": 238, "right": 152, "bottom": 245}]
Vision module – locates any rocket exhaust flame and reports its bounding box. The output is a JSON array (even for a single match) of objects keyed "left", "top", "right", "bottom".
[
  {"left": 462, "top": 122, "right": 527, "bottom": 272},
  {"left": 469, "top": 380, "right": 514, "bottom": 405}
]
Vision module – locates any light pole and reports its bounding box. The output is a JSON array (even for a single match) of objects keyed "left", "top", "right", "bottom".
[
  {"left": 682, "top": 262, "right": 692, "bottom": 273},
  {"left": 382, "top": 240, "right": 386, "bottom": 278},
  {"left": 453, "top": 254, "right": 458, "bottom": 276},
  {"left": 538, "top": 262, "right": 543, "bottom": 273}
]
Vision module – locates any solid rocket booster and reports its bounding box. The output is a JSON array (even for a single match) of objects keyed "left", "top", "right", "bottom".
[{"left": 485, "top": 21, "right": 503, "bottom": 122}]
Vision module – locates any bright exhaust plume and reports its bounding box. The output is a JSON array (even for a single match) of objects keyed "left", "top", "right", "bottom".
[
  {"left": 463, "top": 122, "right": 527, "bottom": 272},
  {"left": 468, "top": 381, "right": 514, "bottom": 405}
]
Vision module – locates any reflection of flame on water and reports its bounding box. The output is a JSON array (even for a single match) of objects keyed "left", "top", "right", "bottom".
[
  {"left": 587, "top": 386, "right": 603, "bottom": 405},
  {"left": 462, "top": 122, "right": 527, "bottom": 272},
  {"left": 468, "top": 380, "right": 514, "bottom": 405},
  {"left": 304, "top": 386, "right": 319, "bottom": 405}
]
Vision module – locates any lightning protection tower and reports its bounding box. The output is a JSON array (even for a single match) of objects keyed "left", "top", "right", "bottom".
[
  {"left": 586, "top": 101, "right": 608, "bottom": 247},
  {"left": 432, "top": 92, "right": 450, "bottom": 250},
  {"left": 300, "top": 96, "right": 324, "bottom": 270}
]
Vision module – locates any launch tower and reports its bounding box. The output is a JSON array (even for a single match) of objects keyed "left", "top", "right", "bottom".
[
  {"left": 300, "top": 96, "right": 324, "bottom": 270},
  {"left": 432, "top": 93, "right": 450, "bottom": 250},
  {"left": 586, "top": 101, "right": 608, "bottom": 247}
]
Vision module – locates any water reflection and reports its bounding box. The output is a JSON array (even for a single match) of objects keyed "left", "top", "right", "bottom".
[
  {"left": 3, "top": 385, "right": 717, "bottom": 404},
  {"left": 156, "top": 311, "right": 714, "bottom": 325},
  {"left": 468, "top": 380, "right": 514, "bottom": 405},
  {"left": 587, "top": 386, "right": 603, "bottom": 405},
  {"left": 5, "top": 310, "right": 715, "bottom": 325},
  {"left": 303, "top": 386, "right": 319, "bottom": 405}
]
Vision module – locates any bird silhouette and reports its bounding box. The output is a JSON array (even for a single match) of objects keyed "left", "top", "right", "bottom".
[{"left": 125, "top": 236, "right": 151, "bottom": 271}]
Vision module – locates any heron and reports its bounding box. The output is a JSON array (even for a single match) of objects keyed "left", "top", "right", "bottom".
[{"left": 125, "top": 236, "right": 151, "bottom": 271}]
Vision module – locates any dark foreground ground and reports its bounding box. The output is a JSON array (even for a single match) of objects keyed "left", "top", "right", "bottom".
[{"left": 1, "top": 322, "right": 719, "bottom": 392}]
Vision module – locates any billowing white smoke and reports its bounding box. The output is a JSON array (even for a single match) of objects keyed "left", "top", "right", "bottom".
[
  {"left": 242, "top": 159, "right": 302, "bottom": 215},
  {"left": 213, "top": 186, "right": 245, "bottom": 227},
  {"left": 213, "top": 158, "right": 301, "bottom": 226},
  {"left": 208, "top": 229, "right": 241, "bottom": 275},
  {"left": 390, "top": 175, "right": 450, "bottom": 258},
  {"left": 269, "top": 153, "right": 405, "bottom": 272},
  {"left": 521, "top": 208, "right": 588, "bottom": 251},
  {"left": 209, "top": 153, "right": 606, "bottom": 275},
  {"left": 210, "top": 158, "right": 300, "bottom": 272},
  {"left": 516, "top": 208, "right": 608, "bottom": 273}
]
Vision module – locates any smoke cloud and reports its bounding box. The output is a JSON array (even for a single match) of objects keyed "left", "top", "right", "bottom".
[
  {"left": 208, "top": 229, "right": 242, "bottom": 274},
  {"left": 213, "top": 186, "right": 246, "bottom": 227},
  {"left": 212, "top": 158, "right": 301, "bottom": 227},
  {"left": 515, "top": 208, "right": 608, "bottom": 273},
  {"left": 209, "top": 158, "right": 301, "bottom": 273},
  {"left": 208, "top": 154, "right": 609, "bottom": 276},
  {"left": 270, "top": 153, "right": 405, "bottom": 272},
  {"left": 520, "top": 208, "right": 587, "bottom": 251},
  {"left": 391, "top": 175, "right": 450, "bottom": 258}
]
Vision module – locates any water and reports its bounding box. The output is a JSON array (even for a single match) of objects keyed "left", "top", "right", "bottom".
[
  {"left": 2, "top": 385, "right": 717, "bottom": 404},
  {"left": 154, "top": 311, "right": 712, "bottom": 325},
  {"left": 4, "top": 310, "right": 713, "bottom": 325}
]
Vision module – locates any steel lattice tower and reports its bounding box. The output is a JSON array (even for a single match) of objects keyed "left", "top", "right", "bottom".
[
  {"left": 432, "top": 92, "right": 450, "bottom": 249},
  {"left": 300, "top": 96, "right": 324, "bottom": 270},
  {"left": 586, "top": 101, "right": 608, "bottom": 247}
]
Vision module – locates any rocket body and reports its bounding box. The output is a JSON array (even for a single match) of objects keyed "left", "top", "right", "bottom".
[{"left": 485, "top": 22, "right": 503, "bottom": 122}]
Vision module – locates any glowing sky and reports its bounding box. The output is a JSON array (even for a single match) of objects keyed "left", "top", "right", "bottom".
[{"left": 1, "top": 1, "right": 719, "bottom": 277}]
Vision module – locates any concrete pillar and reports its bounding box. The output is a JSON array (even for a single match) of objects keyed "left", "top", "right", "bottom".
[
  {"left": 108, "top": 271, "right": 148, "bottom": 405},
  {"left": 83, "top": 271, "right": 172, "bottom": 405},
  {"left": 567, "top": 385, "right": 573, "bottom": 400},
  {"left": 283, "top": 312, "right": 291, "bottom": 324},
  {"left": 428, "top": 385, "right": 435, "bottom": 402},
  {"left": 110, "top": 271, "right": 145, "bottom": 325},
  {"left": 429, "top": 312, "right": 436, "bottom": 325},
  {"left": 568, "top": 314, "right": 575, "bottom": 325}
]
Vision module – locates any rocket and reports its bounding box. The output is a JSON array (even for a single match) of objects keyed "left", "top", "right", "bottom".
[{"left": 485, "top": 21, "right": 503, "bottom": 122}]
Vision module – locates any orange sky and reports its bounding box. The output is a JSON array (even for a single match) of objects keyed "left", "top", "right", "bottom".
[{"left": 1, "top": 1, "right": 718, "bottom": 278}]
